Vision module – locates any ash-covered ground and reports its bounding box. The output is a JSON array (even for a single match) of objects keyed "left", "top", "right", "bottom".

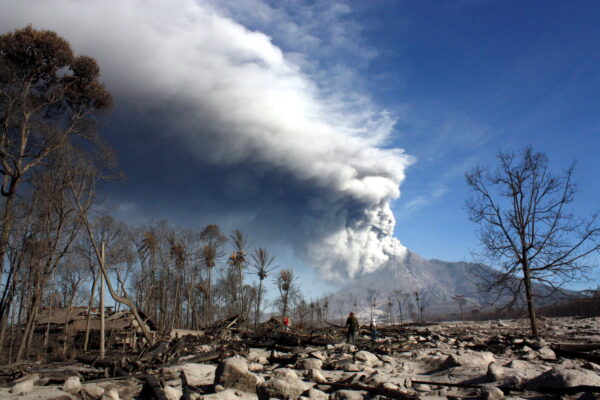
[{"left": 2, "top": 316, "right": 600, "bottom": 400}]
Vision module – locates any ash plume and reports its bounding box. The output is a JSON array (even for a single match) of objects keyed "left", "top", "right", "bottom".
[{"left": 1, "top": 0, "right": 412, "bottom": 280}]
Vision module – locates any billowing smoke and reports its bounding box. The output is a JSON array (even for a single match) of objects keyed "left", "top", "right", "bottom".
[{"left": 1, "top": 0, "right": 411, "bottom": 280}]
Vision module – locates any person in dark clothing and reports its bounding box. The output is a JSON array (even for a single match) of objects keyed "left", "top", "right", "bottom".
[{"left": 345, "top": 312, "right": 359, "bottom": 343}]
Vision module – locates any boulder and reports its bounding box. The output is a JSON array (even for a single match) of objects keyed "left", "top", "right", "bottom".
[
  {"left": 537, "top": 347, "right": 556, "bottom": 360},
  {"left": 101, "top": 389, "right": 120, "bottom": 400},
  {"left": 273, "top": 368, "right": 300, "bottom": 380},
  {"left": 526, "top": 366, "right": 600, "bottom": 389},
  {"left": 214, "top": 357, "right": 260, "bottom": 393},
  {"left": 486, "top": 362, "right": 504, "bottom": 382},
  {"left": 311, "top": 351, "right": 328, "bottom": 361},
  {"left": 162, "top": 363, "right": 217, "bottom": 386},
  {"left": 296, "top": 358, "right": 324, "bottom": 370},
  {"left": 338, "top": 344, "right": 357, "bottom": 353},
  {"left": 354, "top": 351, "right": 379, "bottom": 365},
  {"left": 306, "top": 368, "right": 327, "bottom": 384},
  {"left": 82, "top": 383, "right": 105, "bottom": 399},
  {"left": 256, "top": 377, "right": 308, "bottom": 400},
  {"left": 307, "top": 388, "right": 329, "bottom": 399},
  {"left": 328, "top": 390, "right": 365, "bottom": 399},
  {"left": 164, "top": 386, "right": 183, "bottom": 400},
  {"left": 442, "top": 351, "right": 495, "bottom": 369},
  {"left": 10, "top": 378, "right": 35, "bottom": 395},
  {"left": 62, "top": 376, "right": 81, "bottom": 395},
  {"left": 482, "top": 387, "right": 504, "bottom": 400},
  {"left": 335, "top": 360, "right": 363, "bottom": 372}
]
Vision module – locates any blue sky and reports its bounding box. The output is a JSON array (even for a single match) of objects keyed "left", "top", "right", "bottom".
[
  {"left": 355, "top": 1, "right": 600, "bottom": 263},
  {"left": 3, "top": 0, "right": 598, "bottom": 297}
]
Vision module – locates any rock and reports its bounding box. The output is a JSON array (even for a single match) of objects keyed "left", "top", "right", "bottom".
[
  {"left": 380, "top": 355, "right": 394, "bottom": 363},
  {"left": 526, "top": 366, "right": 600, "bottom": 389},
  {"left": 481, "top": 387, "right": 504, "bottom": 400},
  {"left": 336, "top": 360, "right": 363, "bottom": 372},
  {"left": 442, "top": 351, "right": 495, "bottom": 369},
  {"left": 101, "top": 389, "right": 120, "bottom": 400},
  {"left": 311, "top": 351, "right": 328, "bottom": 361},
  {"left": 202, "top": 388, "right": 245, "bottom": 399},
  {"left": 308, "top": 388, "right": 329, "bottom": 399},
  {"left": 82, "top": 383, "right": 106, "bottom": 399},
  {"left": 381, "top": 382, "right": 399, "bottom": 390},
  {"left": 339, "top": 344, "right": 357, "bottom": 353},
  {"left": 164, "top": 386, "right": 183, "bottom": 400},
  {"left": 306, "top": 368, "right": 327, "bottom": 384},
  {"left": 487, "top": 362, "right": 504, "bottom": 382},
  {"left": 62, "top": 376, "right": 81, "bottom": 395},
  {"left": 354, "top": 351, "right": 379, "bottom": 365},
  {"left": 273, "top": 368, "right": 300, "bottom": 380},
  {"left": 248, "top": 362, "right": 263, "bottom": 372},
  {"left": 4, "top": 387, "right": 79, "bottom": 400},
  {"left": 583, "top": 361, "right": 600, "bottom": 372},
  {"left": 214, "top": 357, "right": 260, "bottom": 393},
  {"left": 537, "top": 347, "right": 556, "bottom": 360},
  {"left": 162, "top": 363, "right": 217, "bottom": 386},
  {"left": 256, "top": 377, "right": 308, "bottom": 400},
  {"left": 507, "top": 359, "right": 530, "bottom": 369},
  {"left": 328, "top": 390, "right": 365, "bottom": 399},
  {"left": 10, "top": 378, "right": 35, "bottom": 395},
  {"left": 296, "top": 358, "right": 324, "bottom": 370}
]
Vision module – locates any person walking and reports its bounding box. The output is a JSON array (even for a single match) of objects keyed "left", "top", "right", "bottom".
[
  {"left": 345, "top": 312, "right": 359, "bottom": 344},
  {"left": 369, "top": 318, "right": 378, "bottom": 342}
]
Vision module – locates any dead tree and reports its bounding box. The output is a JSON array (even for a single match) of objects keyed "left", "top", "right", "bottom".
[
  {"left": 0, "top": 26, "right": 111, "bottom": 345},
  {"left": 250, "top": 248, "right": 276, "bottom": 327},
  {"left": 466, "top": 146, "right": 600, "bottom": 336},
  {"left": 200, "top": 224, "right": 226, "bottom": 325},
  {"left": 276, "top": 269, "right": 295, "bottom": 319}
]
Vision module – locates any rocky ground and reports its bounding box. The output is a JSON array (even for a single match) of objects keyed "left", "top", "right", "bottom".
[{"left": 2, "top": 316, "right": 600, "bottom": 400}]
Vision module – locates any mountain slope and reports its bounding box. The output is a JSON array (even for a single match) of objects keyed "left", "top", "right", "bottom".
[{"left": 325, "top": 250, "right": 569, "bottom": 321}]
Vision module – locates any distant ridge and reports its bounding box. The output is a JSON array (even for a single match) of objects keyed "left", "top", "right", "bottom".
[{"left": 325, "top": 250, "right": 571, "bottom": 321}]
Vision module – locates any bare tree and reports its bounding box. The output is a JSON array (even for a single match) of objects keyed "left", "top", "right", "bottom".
[
  {"left": 276, "top": 269, "right": 295, "bottom": 319},
  {"left": 466, "top": 146, "right": 600, "bottom": 336},
  {"left": 413, "top": 291, "right": 421, "bottom": 322},
  {"left": 227, "top": 230, "right": 248, "bottom": 316},
  {"left": 393, "top": 290, "right": 405, "bottom": 324},
  {"left": 250, "top": 248, "right": 276, "bottom": 327},
  {"left": 367, "top": 289, "right": 377, "bottom": 320},
  {"left": 200, "top": 224, "right": 226, "bottom": 325},
  {"left": 0, "top": 26, "right": 111, "bottom": 289}
]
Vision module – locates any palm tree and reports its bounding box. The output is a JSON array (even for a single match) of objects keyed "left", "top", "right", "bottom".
[
  {"left": 228, "top": 230, "right": 248, "bottom": 316},
  {"left": 200, "top": 224, "right": 226, "bottom": 325},
  {"left": 250, "top": 248, "right": 276, "bottom": 327}
]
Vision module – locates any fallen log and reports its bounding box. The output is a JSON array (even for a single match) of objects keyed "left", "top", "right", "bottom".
[
  {"left": 552, "top": 347, "right": 600, "bottom": 364},
  {"left": 76, "top": 357, "right": 131, "bottom": 377},
  {"left": 410, "top": 379, "right": 600, "bottom": 395},
  {"left": 554, "top": 343, "right": 600, "bottom": 351}
]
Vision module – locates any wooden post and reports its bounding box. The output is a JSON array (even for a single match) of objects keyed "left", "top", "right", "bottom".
[{"left": 100, "top": 240, "right": 105, "bottom": 359}]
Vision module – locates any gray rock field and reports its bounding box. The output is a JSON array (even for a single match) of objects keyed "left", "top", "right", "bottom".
[{"left": 1, "top": 316, "right": 600, "bottom": 399}]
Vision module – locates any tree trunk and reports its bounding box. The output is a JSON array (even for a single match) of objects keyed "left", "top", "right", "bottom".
[
  {"left": 0, "top": 192, "right": 16, "bottom": 286},
  {"left": 523, "top": 265, "right": 538, "bottom": 336},
  {"left": 83, "top": 270, "right": 99, "bottom": 352},
  {"left": 100, "top": 241, "right": 106, "bottom": 359},
  {"left": 255, "top": 279, "right": 263, "bottom": 328}
]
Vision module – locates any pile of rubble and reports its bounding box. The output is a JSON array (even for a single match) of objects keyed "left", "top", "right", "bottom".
[{"left": 2, "top": 316, "right": 600, "bottom": 399}]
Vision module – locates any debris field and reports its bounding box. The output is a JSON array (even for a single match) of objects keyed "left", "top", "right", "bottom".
[{"left": 2, "top": 316, "right": 600, "bottom": 400}]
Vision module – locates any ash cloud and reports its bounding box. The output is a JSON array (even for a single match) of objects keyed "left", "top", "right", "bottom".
[{"left": 1, "top": 0, "right": 411, "bottom": 280}]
